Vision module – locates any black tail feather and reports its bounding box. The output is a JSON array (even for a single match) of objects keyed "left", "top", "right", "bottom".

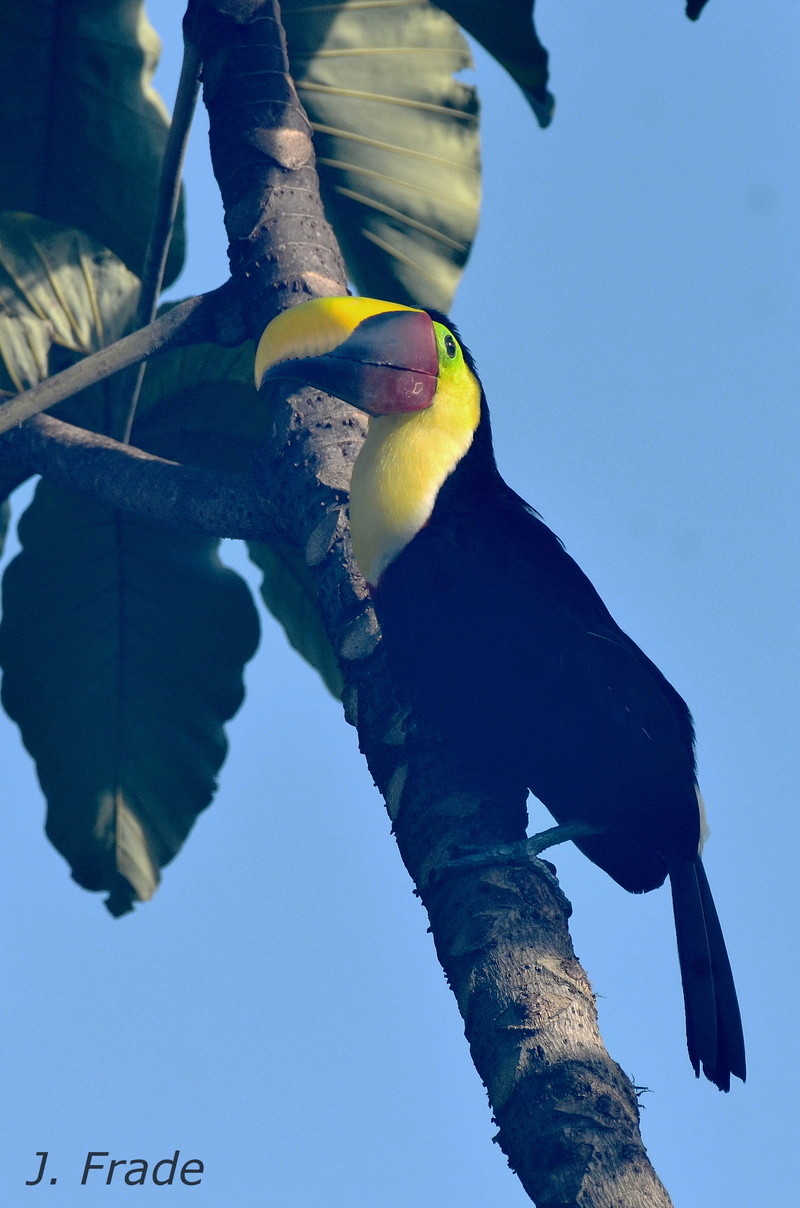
[
  {"left": 694, "top": 858, "right": 747, "bottom": 1084},
  {"left": 669, "top": 856, "right": 746, "bottom": 1091}
]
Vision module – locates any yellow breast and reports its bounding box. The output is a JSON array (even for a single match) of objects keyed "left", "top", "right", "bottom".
[{"left": 349, "top": 372, "right": 481, "bottom": 586}]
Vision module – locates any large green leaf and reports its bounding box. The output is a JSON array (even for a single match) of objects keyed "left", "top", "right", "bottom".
[
  {"left": 132, "top": 331, "right": 262, "bottom": 447},
  {"left": 283, "top": 0, "right": 481, "bottom": 312},
  {"left": 0, "top": 480, "right": 260, "bottom": 915},
  {"left": 0, "top": 260, "right": 337, "bottom": 914},
  {"left": 0, "top": 212, "right": 139, "bottom": 394},
  {"left": 0, "top": 0, "right": 185, "bottom": 287},
  {"left": 132, "top": 335, "right": 343, "bottom": 697},
  {"left": 437, "top": 1, "right": 554, "bottom": 127},
  {"left": 248, "top": 539, "right": 343, "bottom": 699},
  {"left": 0, "top": 261, "right": 267, "bottom": 914}
]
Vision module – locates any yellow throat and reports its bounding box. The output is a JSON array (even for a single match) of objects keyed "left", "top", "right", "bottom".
[
  {"left": 349, "top": 367, "right": 481, "bottom": 586},
  {"left": 254, "top": 295, "right": 483, "bottom": 589}
]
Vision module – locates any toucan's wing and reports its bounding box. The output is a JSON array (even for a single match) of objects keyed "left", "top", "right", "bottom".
[{"left": 378, "top": 481, "right": 701, "bottom": 889}]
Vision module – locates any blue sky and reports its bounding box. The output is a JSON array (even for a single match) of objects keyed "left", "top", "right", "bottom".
[{"left": 1, "top": 2, "right": 797, "bottom": 1205}]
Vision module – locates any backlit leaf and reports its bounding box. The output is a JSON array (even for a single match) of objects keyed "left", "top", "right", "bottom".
[
  {"left": 0, "top": 0, "right": 185, "bottom": 286},
  {"left": 283, "top": 0, "right": 481, "bottom": 312},
  {"left": 436, "top": 1, "right": 554, "bottom": 127},
  {"left": 0, "top": 212, "right": 139, "bottom": 392},
  {"left": 0, "top": 480, "right": 260, "bottom": 915}
]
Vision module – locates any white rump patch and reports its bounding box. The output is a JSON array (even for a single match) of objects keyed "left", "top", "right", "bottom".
[{"left": 695, "top": 785, "right": 710, "bottom": 853}]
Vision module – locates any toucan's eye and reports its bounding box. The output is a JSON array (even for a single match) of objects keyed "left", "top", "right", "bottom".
[{"left": 443, "top": 333, "right": 457, "bottom": 359}]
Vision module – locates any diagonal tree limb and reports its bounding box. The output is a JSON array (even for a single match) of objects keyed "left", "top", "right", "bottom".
[{"left": 2, "top": 412, "right": 268, "bottom": 539}]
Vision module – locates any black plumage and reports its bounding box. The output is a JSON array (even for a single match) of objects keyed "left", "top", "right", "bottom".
[
  {"left": 372, "top": 327, "right": 745, "bottom": 1091},
  {"left": 256, "top": 297, "right": 745, "bottom": 1090}
]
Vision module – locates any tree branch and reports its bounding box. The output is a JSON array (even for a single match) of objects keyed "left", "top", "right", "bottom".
[
  {"left": 2, "top": 412, "right": 267, "bottom": 539},
  {"left": 138, "top": 33, "right": 202, "bottom": 333},
  {"left": 119, "top": 30, "right": 203, "bottom": 442}
]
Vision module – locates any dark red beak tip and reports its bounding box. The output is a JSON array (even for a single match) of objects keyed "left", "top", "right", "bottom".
[{"left": 332, "top": 309, "right": 439, "bottom": 415}]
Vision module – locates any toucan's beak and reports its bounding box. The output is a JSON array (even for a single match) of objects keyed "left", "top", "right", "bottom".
[{"left": 254, "top": 297, "right": 439, "bottom": 416}]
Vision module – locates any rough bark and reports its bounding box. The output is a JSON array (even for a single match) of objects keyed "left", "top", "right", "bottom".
[
  {"left": 0, "top": 2, "right": 675, "bottom": 1204},
  {"left": 3, "top": 412, "right": 266, "bottom": 539}
]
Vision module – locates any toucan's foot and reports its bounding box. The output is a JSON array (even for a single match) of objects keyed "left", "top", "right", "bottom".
[
  {"left": 525, "top": 821, "right": 604, "bottom": 856},
  {"left": 425, "top": 822, "right": 604, "bottom": 908},
  {"left": 451, "top": 821, "right": 603, "bottom": 867}
]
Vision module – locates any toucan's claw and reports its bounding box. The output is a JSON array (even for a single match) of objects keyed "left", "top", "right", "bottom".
[
  {"left": 422, "top": 823, "right": 604, "bottom": 911},
  {"left": 451, "top": 821, "right": 604, "bottom": 866}
]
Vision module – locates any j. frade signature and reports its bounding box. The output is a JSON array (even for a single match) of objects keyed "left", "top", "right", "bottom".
[{"left": 25, "top": 1149, "right": 204, "bottom": 1187}]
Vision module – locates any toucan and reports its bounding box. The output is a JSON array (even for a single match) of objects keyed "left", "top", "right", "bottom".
[{"left": 255, "top": 295, "right": 746, "bottom": 1091}]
